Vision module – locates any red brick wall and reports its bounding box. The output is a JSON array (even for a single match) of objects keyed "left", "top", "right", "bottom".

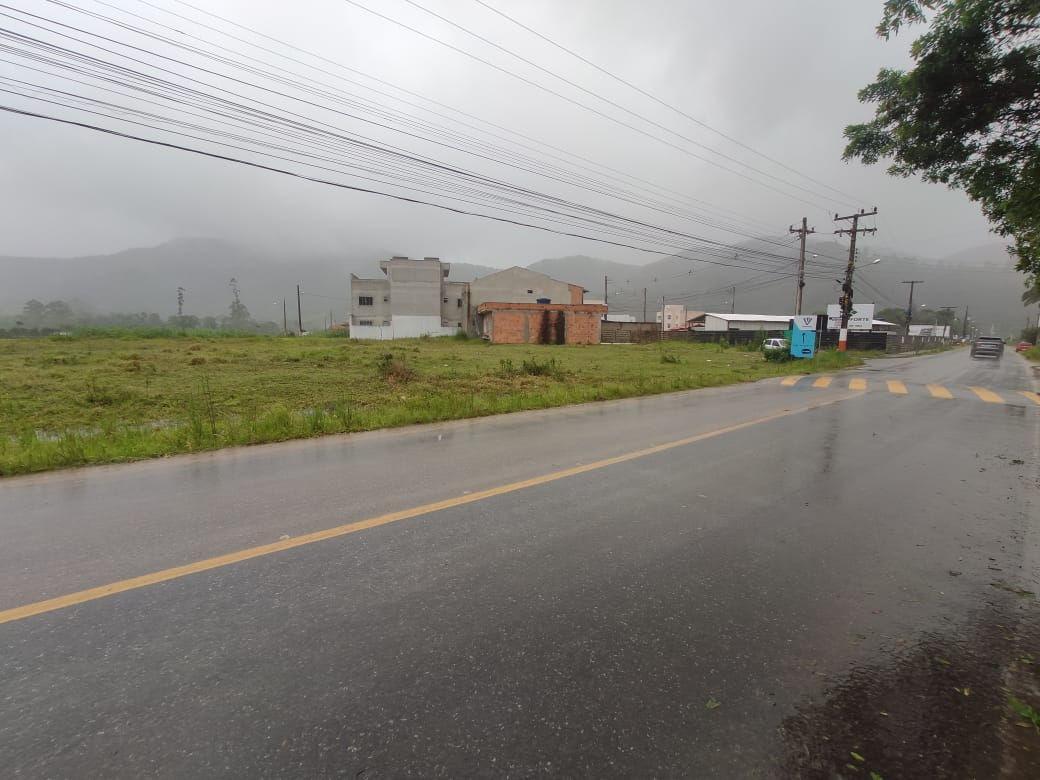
[
  {"left": 489, "top": 310, "right": 529, "bottom": 343},
  {"left": 564, "top": 311, "right": 601, "bottom": 344},
  {"left": 486, "top": 308, "right": 602, "bottom": 344}
]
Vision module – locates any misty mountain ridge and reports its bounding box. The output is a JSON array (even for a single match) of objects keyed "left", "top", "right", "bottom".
[{"left": 0, "top": 237, "right": 1028, "bottom": 334}]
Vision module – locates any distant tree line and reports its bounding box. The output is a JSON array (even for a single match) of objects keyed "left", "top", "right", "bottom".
[
  {"left": 875, "top": 306, "right": 959, "bottom": 331},
  {"left": 1, "top": 278, "right": 281, "bottom": 336}
]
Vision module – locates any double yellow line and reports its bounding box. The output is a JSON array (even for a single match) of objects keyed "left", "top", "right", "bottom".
[{"left": 0, "top": 396, "right": 855, "bottom": 626}]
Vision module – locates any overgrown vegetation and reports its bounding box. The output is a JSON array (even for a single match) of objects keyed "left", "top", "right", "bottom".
[
  {"left": 763, "top": 347, "right": 794, "bottom": 362},
  {"left": 843, "top": 0, "right": 1040, "bottom": 297},
  {"left": 0, "top": 336, "right": 862, "bottom": 475}
]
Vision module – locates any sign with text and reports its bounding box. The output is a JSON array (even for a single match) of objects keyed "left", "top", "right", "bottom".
[
  {"left": 790, "top": 315, "right": 817, "bottom": 359},
  {"left": 826, "top": 303, "right": 875, "bottom": 332}
]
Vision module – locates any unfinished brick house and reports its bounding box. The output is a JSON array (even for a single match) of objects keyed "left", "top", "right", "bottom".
[{"left": 475, "top": 302, "right": 607, "bottom": 344}]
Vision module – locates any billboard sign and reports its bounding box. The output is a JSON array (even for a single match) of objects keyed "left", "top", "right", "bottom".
[{"left": 826, "top": 303, "right": 875, "bottom": 331}]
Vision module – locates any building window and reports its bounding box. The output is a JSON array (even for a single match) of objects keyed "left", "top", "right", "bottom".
[
  {"left": 443, "top": 297, "right": 448, "bottom": 304},
  {"left": 527, "top": 289, "right": 533, "bottom": 294},
  {"left": 358, "top": 319, "right": 373, "bottom": 326},
  {"left": 457, "top": 298, "right": 462, "bottom": 308},
  {"left": 382, "top": 320, "right": 390, "bottom": 326},
  {"left": 383, "top": 295, "right": 389, "bottom": 303},
  {"left": 358, "top": 295, "right": 373, "bottom": 306}
]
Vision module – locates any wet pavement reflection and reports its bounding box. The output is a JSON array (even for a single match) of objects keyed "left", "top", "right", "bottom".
[{"left": 780, "top": 593, "right": 1040, "bottom": 778}]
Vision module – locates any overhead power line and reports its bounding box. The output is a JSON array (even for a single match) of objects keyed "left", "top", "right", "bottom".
[
  {"left": 0, "top": 5, "right": 830, "bottom": 273},
  {"left": 16, "top": 0, "right": 807, "bottom": 250},
  {"left": 397, "top": 0, "right": 855, "bottom": 209},
  {"left": 155, "top": 0, "right": 779, "bottom": 236},
  {"left": 0, "top": 105, "right": 823, "bottom": 278},
  {"left": 470, "top": 0, "right": 862, "bottom": 206},
  {"left": 339, "top": 0, "right": 843, "bottom": 212}
]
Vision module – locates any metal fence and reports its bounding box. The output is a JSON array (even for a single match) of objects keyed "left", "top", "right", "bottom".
[{"left": 602, "top": 324, "right": 952, "bottom": 353}]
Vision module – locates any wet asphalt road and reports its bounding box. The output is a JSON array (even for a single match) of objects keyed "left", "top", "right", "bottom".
[{"left": 1, "top": 349, "right": 1038, "bottom": 777}]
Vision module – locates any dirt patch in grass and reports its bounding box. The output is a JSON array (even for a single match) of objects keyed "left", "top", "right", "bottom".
[{"left": 0, "top": 335, "right": 862, "bottom": 475}]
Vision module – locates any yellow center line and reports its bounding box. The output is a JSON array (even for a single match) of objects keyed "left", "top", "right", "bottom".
[
  {"left": 0, "top": 395, "right": 860, "bottom": 626},
  {"left": 969, "top": 386, "right": 1004, "bottom": 404},
  {"left": 926, "top": 384, "right": 953, "bottom": 399},
  {"left": 886, "top": 380, "right": 909, "bottom": 395},
  {"left": 1019, "top": 391, "right": 1040, "bottom": 406},
  {"left": 780, "top": 376, "right": 801, "bottom": 386},
  {"left": 812, "top": 376, "right": 833, "bottom": 389},
  {"left": 848, "top": 378, "right": 867, "bottom": 391}
]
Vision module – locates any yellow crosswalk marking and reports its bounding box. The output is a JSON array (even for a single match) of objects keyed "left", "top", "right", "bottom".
[
  {"left": 886, "top": 380, "right": 908, "bottom": 395},
  {"left": 926, "top": 384, "right": 953, "bottom": 399},
  {"left": 849, "top": 378, "right": 867, "bottom": 391},
  {"left": 813, "top": 376, "right": 833, "bottom": 389},
  {"left": 969, "top": 386, "right": 1004, "bottom": 403},
  {"left": 1017, "top": 391, "right": 1040, "bottom": 406},
  {"left": 780, "top": 376, "right": 801, "bottom": 386}
]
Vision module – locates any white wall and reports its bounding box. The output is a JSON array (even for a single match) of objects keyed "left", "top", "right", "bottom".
[{"left": 349, "top": 315, "right": 459, "bottom": 340}]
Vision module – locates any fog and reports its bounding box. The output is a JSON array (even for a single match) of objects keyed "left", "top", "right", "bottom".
[{"left": 0, "top": 0, "right": 1005, "bottom": 266}]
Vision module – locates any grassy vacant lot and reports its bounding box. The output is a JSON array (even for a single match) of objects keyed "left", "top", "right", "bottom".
[{"left": 0, "top": 332, "right": 861, "bottom": 475}]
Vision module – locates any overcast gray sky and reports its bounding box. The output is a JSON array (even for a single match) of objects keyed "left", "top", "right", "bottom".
[{"left": 0, "top": 0, "right": 1007, "bottom": 266}]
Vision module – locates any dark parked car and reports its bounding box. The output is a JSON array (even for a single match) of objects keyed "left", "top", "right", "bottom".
[{"left": 970, "top": 337, "right": 1005, "bottom": 359}]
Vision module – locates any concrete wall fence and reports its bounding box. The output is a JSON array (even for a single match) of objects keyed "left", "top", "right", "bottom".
[{"left": 600, "top": 321, "right": 662, "bottom": 344}]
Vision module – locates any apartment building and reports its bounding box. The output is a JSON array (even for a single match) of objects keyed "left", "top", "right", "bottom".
[{"left": 349, "top": 256, "right": 468, "bottom": 340}]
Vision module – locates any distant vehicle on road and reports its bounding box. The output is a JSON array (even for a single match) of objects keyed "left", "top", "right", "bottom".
[
  {"left": 762, "top": 338, "right": 788, "bottom": 352},
  {"left": 970, "top": 336, "right": 1004, "bottom": 359},
  {"left": 1015, "top": 341, "right": 1033, "bottom": 353}
]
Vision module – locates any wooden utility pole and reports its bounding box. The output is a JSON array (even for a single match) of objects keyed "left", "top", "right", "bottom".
[
  {"left": 901, "top": 280, "right": 924, "bottom": 335},
  {"left": 282, "top": 298, "right": 287, "bottom": 335},
  {"left": 296, "top": 284, "right": 303, "bottom": 334},
  {"left": 642, "top": 287, "right": 647, "bottom": 322},
  {"left": 603, "top": 275, "right": 609, "bottom": 321},
  {"left": 833, "top": 207, "right": 878, "bottom": 351},
  {"left": 962, "top": 305, "right": 969, "bottom": 338},
  {"left": 730, "top": 286, "right": 736, "bottom": 314},
  {"left": 789, "top": 217, "right": 816, "bottom": 315},
  {"left": 937, "top": 306, "right": 957, "bottom": 339}
]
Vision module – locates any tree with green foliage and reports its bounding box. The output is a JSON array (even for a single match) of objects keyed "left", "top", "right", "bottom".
[
  {"left": 843, "top": 0, "right": 1040, "bottom": 301},
  {"left": 877, "top": 306, "right": 909, "bottom": 327},
  {"left": 21, "top": 299, "right": 45, "bottom": 327},
  {"left": 226, "top": 277, "right": 251, "bottom": 329},
  {"left": 42, "top": 300, "right": 73, "bottom": 327}
]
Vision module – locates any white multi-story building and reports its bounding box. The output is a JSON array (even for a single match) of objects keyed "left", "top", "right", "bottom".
[
  {"left": 656, "top": 303, "right": 688, "bottom": 331},
  {"left": 349, "top": 256, "right": 468, "bottom": 340}
]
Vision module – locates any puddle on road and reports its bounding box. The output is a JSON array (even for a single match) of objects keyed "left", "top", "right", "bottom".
[{"left": 778, "top": 597, "right": 1040, "bottom": 778}]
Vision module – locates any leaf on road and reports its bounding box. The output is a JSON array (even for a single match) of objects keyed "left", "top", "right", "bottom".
[
  {"left": 851, "top": 751, "right": 866, "bottom": 762},
  {"left": 705, "top": 698, "right": 721, "bottom": 710}
]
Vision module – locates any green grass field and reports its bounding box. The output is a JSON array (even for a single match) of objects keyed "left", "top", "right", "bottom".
[{"left": 0, "top": 332, "right": 862, "bottom": 475}]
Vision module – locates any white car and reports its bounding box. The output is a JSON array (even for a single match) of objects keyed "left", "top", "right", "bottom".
[{"left": 762, "top": 338, "right": 788, "bottom": 351}]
